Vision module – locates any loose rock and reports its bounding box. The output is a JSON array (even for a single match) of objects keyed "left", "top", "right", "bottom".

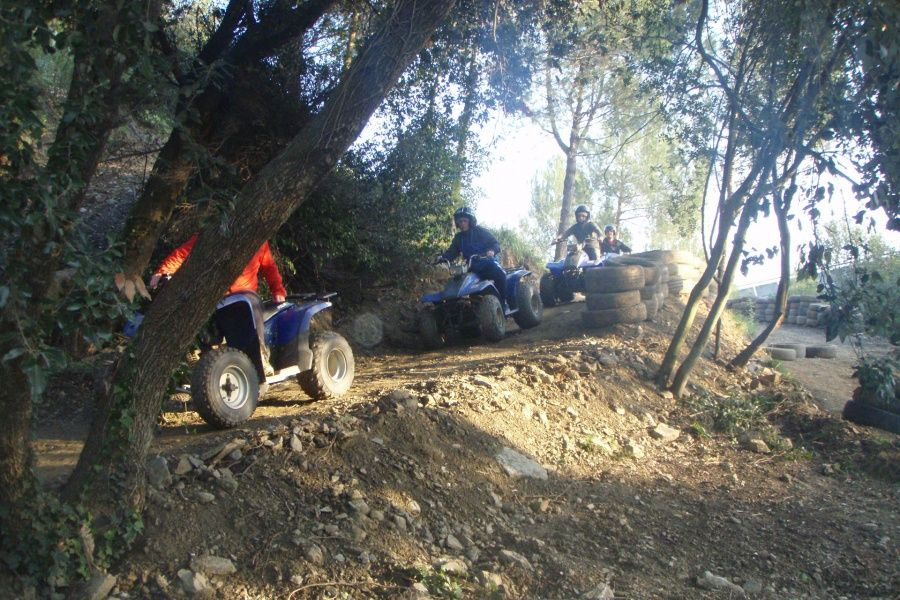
[
  {"left": 496, "top": 447, "right": 548, "bottom": 480},
  {"left": 649, "top": 423, "right": 681, "bottom": 443}
]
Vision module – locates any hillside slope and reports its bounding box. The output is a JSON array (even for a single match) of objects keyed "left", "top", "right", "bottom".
[{"left": 25, "top": 300, "right": 900, "bottom": 599}]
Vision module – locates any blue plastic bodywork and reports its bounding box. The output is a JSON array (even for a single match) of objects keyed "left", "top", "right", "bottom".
[
  {"left": 263, "top": 300, "right": 331, "bottom": 347},
  {"left": 421, "top": 264, "right": 531, "bottom": 317}
]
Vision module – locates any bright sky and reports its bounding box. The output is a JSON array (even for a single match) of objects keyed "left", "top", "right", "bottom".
[{"left": 471, "top": 116, "right": 557, "bottom": 231}]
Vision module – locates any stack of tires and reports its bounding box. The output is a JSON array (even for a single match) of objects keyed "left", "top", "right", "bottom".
[
  {"left": 632, "top": 250, "right": 710, "bottom": 298},
  {"left": 606, "top": 255, "right": 666, "bottom": 319},
  {"left": 582, "top": 265, "right": 647, "bottom": 327}
]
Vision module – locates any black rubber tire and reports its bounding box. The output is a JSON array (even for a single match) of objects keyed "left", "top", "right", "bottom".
[
  {"left": 633, "top": 250, "right": 674, "bottom": 263},
  {"left": 478, "top": 294, "right": 506, "bottom": 342},
  {"left": 843, "top": 399, "right": 900, "bottom": 435},
  {"left": 606, "top": 256, "right": 662, "bottom": 284},
  {"left": 643, "top": 297, "right": 659, "bottom": 319},
  {"left": 765, "top": 346, "right": 797, "bottom": 361},
  {"left": 418, "top": 308, "right": 445, "bottom": 349},
  {"left": 773, "top": 343, "right": 806, "bottom": 357},
  {"left": 585, "top": 290, "right": 641, "bottom": 311},
  {"left": 640, "top": 285, "right": 660, "bottom": 300},
  {"left": 584, "top": 265, "right": 645, "bottom": 294},
  {"left": 298, "top": 332, "right": 355, "bottom": 399},
  {"left": 192, "top": 347, "right": 260, "bottom": 429},
  {"left": 806, "top": 345, "right": 837, "bottom": 359},
  {"left": 539, "top": 273, "right": 557, "bottom": 307},
  {"left": 582, "top": 303, "right": 647, "bottom": 328},
  {"left": 513, "top": 280, "right": 543, "bottom": 329}
]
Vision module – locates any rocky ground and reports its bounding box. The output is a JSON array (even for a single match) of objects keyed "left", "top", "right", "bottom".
[{"left": 25, "top": 298, "right": 900, "bottom": 600}]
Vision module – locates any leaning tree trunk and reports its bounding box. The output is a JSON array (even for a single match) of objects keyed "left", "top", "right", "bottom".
[
  {"left": 670, "top": 198, "right": 759, "bottom": 397},
  {"left": 120, "top": 0, "right": 337, "bottom": 280},
  {"left": 65, "top": 0, "right": 457, "bottom": 511},
  {"left": 730, "top": 174, "right": 796, "bottom": 368}
]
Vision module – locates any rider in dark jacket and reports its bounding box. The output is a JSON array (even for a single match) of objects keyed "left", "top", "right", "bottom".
[
  {"left": 554, "top": 204, "right": 602, "bottom": 260},
  {"left": 600, "top": 224, "right": 632, "bottom": 255},
  {"left": 440, "top": 207, "right": 507, "bottom": 307}
]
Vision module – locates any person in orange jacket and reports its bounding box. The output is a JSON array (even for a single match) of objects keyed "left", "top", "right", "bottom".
[{"left": 150, "top": 234, "right": 287, "bottom": 375}]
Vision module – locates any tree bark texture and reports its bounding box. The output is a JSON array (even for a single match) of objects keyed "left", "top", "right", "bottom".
[
  {"left": 0, "top": 358, "right": 34, "bottom": 507},
  {"left": 67, "top": 0, "right": 456, "bottom": 507}
]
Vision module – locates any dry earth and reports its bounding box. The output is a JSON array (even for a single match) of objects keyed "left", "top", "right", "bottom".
[
  {"left": 766, "top": 325, "right": 895, "bottom": 414},
  {"left": 21, "top": 299, "right": 900, "bottom": 600}
]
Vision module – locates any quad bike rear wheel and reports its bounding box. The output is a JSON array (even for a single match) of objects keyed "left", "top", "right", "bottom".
[
  {"left": 513, "top": 280, "right": 543, "bottom": 329},
  {"left": 192, "top": 347, "right": 260, "bottom": 429},
  {"left": 478, "top": 294, "right": 506, "bottom": 342},
  {"left": 298, "top": 332, "right": 355, "bottom": 399}
]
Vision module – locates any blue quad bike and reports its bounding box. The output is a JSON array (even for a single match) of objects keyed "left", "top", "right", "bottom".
[
  {"left": 126, "top": 290, "right": 355, "bottom": 428},
  {"left": 540, "top": 240, "right": 607, "bottom": 307},
  {"left": 418, "top": 255, "right": 543, "bottom": 349}
]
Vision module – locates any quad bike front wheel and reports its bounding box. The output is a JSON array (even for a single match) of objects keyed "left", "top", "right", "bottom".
[
  {"left": 298, "top": 332, "right": 356, "bottom": 399},
  {"left": 513, "top": 280, "right": 543, "bottom": 329},
  {"left": 478, "top": 294, "right": 506, "bottom": 342},
  {"left": 192, "top": 347, "right": 260, "bottom": 428}
]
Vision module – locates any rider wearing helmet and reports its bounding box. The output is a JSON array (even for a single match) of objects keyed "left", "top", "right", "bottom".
[
  {"left": 600, "top": 224, "right": 631, "bottom": 255},
  {"left": 440, "top": 207, "right": 508, "bottom": 308},
  {"left": 553, "top": 204, "right": 602, "bottom": 260}
]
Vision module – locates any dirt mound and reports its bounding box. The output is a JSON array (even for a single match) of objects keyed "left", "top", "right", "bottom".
[{"left": 26, "top": 300, "right": 900, "bottom": 599}]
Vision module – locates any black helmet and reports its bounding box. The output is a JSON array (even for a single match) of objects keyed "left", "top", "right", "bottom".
[
  {"left": 453, "top": 206, "right": 477, "bottom": 227},
  {"left": 604, "top": 223, "right": 617, "bottom": 233},
  {"left": 575, "top": 204, "right": 590, "bottom": 218}
]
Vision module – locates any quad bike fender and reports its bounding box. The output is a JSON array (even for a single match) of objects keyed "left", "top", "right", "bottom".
[
  {"left": 289, "top": 302, "right": 332, "bottom": 371},
  {"left": 214, "top": 294, "right": 264, "bottom": 375},
  {"left": 460, "top": 279, "right": 497, "bottom": 298},
  {"left": 504, "top": 269, "right": 530, "bottom": 309}
]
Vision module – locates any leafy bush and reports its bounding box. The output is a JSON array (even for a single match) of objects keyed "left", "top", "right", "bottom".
[{"left": 853, "top": 356, "right": 899, "bottom": 412}]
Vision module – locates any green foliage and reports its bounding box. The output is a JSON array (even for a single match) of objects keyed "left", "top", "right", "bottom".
[
  {"left": 0, "top": 488, "right": 142, "bottom": 591},
  {"left": 493, "top": 226, "right": 544, "bottom": 271},
  {"left": 853, "top": 356, "right": 898, "bottom": 412},
  {"left": 684, "top": 391, "right": 780, "bottom": 436},
  {"left": 414, "top": 566, "right": 465, "bottom": 600},
  {"left": 276, "top": 118, "right": 460, "bottom": 290}
]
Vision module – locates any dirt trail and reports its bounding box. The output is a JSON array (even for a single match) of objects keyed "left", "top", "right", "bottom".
[
  {"left": 766, "top": 325, "right": 894, "bottom": 413},
  {"left": 27, "top": 299, "right": 899, "bottom": 600}
]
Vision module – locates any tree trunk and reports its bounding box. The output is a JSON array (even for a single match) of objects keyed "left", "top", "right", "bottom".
[
  {"left": 0, "top": 357, "right": 34, "bottom": 507},
  {"left": 555, "top": 136, "right": 581, "bottom": 260},
  {"left": 670, "top": 198, "right": 758, "bottom": 396},
  {"left": 730, "top": 176, "right": 796, "bottom": 368},
  {"left": 66, "top": 0, "right": 456, "bottom": 509},
  {"left": 120, "top": 0, "right": 337, "bottom": 280}
]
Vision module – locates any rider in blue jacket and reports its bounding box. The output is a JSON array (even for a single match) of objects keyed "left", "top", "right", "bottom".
[{"left": 440, "top": 207, "right": 508, "bottom": 308}]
